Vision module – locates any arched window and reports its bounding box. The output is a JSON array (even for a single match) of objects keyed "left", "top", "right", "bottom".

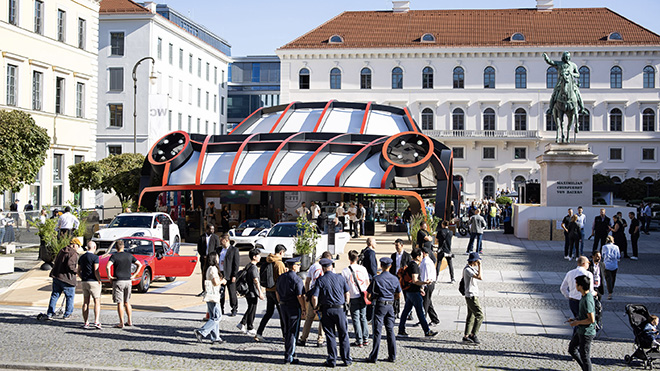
[
  {"left": 421, "top": 108, "right": 434, "bottom": 130},
  {"left": 452, "top": 108, "right": 464, "bottom": 130},
  {"left": 299, "top": 68, "right": 310, "bottom": 90},
  {"left": 579, "top": 66, "right": 590, "bottom": 89},
  {"left": 515, "top": 66, "right": 527, "bottom": 89},
  {"left": 484, "top": 66, "right": 495, "bottom": 89},
  {"left": 644, "top": 176, "right": 654, "bottom": 184},
  {"left": 483, "top": 108, "right": 495, "bottom": 131},
  {"left": 610, "top": 108, "right": 623, "bottom": 131},
  {"left": 643, "top": 66, "right": 655, "bottom": 88},
  {"left": 453, "top": 66, "right": 464, "bottom": 89},
  {"left": 514, "top": 108, "right": 527, "bottom": 130},
  {"left": 511, "top": 33, "right": 525, "bottom": 41},
  {"left": 643, "top": 108, "right": 655, "bottom": 131},
  {"left": 611, "top": 176, "right": 622, "bottom": 184},
  {"left": 329, "top": 35, "right": 343, "bottom": 43},
  {"left": 422, "top": 66, "right": 434, "bottom": 89},
  {"left": 546, "top": 110, "right": 556, "bottom": 131},
  {"left": 330, "top": 67, "right": 341, "bottom": 89},
  {"left": 610, "top": 66, "right": 622, "bottom": 88},
  {"left": 421, "top": 33, "right": 435, "bottom": 42},
  {"left": 608, "top": 32, "right": 623, "bottom": 41},
  {"left": 578, "top": 109, "right": 590, "bottom": 131},
  {"left": 360, "top": 68, "right": 371, "bottom": 90},
  {"left": 514, "top": 176, "right": 526, "bottom": 193},
  {"left": 391, "top": 67, "right": 403, "bottom": 89},
  {"left": 546, "top": 66, "right": 558, "bottom": 89},
  {"left": 483, "top": 176, "right": 495, "bottom": 199}
]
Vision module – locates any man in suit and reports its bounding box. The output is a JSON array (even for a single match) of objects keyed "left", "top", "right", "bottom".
[
  {"left": 197, "top": 225, "right": 220, "bottom": 296},
  {"left": 390, "top": 238, "right": 411, "bottom": 319},
  {"left": 591, "top": 208, "right": 611, "bottom": 253},
  {"left": 220, "top": 233, "right": 240, "bottom": 316}
]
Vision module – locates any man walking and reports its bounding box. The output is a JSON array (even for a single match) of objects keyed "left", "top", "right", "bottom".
[
  {"left": 467, "top": 209, "right": 487, "bottom": 254},
  {"left": 591, "top": 209, "right": 610, "bottom": 253},
  {"left": 366, "top": 257, "right": 401, "bottom": 363},
  {"left": 358, "top": 203, "right": 366, "bottom": 236},
  {"left": 310, "top": 201, "right": 321, "bottom": 222},
  {"left": 436, "top": 220, "right": 455, "bottom": 282},
  {"left": 220, "top": 233, "right": 240, "bottom": 316},
  {"left": 342, "top": 250, "right": 370, "bottom": 348},
  {"left": 629, "top": 211, "right": 640, "bottom": 260},
  {"left": 197, "top": 225, "right": 220, "bottom": 296},
  {"left": 312, "top": 258, "right": 353, "bottom": 367},
  {"left": 576, "top": 207, "right": 587, "bottom": 257},
  {"left": 462, "top": 252, "right": 484, "bottom": 345},
  {"left": 642, "top": 202, "right": 652, "bottom": 234},
  {"left": 237, "top": 248, "right": 263, "bottom": 336},
  {"left": 348, "top": 202, "right": 358, "bottom": 238},
  {"left": 298, "top": 252, "right": 331, "bottom": 347},
  {"left": 389, "top": 239, "right": 411, "bottom": 318},
  {"left": 397, "top": 248, "right": 438, "bottom": 338},
  {"left": 255, "top": 244, "right": 287, "bottom": 342},
  {"left": 336, "top": 202, "right": 346, "bottom": 231},
  {"left": 78, "top": 241, "right": 102, "bottom": 329},
  {"left": 560, "top": 256, "right": 594, "bottom": 318},
  {"left": 420, "top": 246, "right": 439, "bottom": 326},
  {"left": 43, "top": 237, "right": 80, "bottom": 320},
  {"left": 106, "top": 240, "right": 143, "bottom": 328},
  {"left": 567, "top": 275, "right": 597, "bottom": 371},
  {"left": 561, "top": 208, "right": 575, "bottom": 260},
  {"left": 276, "top": 257, "right": 306, "bottom": 365},
  {"left": 361, "top": 238, "right": 378, "bottom": 322}
]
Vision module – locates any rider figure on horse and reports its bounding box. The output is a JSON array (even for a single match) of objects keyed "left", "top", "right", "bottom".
[{"left": 544, "top": 51, "right": 586, "bottom": 115}]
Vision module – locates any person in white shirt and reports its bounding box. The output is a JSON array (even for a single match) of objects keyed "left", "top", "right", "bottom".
[
  {"left": 56, "top": 206, "right": 80, "bottom": 237},
  {"left": 576, "top": 207, "right": 587, "bottom": 257},
  {"left": 342, "top": 250, "right": 371, "bottom": 347},
  {"left": 296, "top": 202, "right": 310, "bottom": 220},
  {"left": 419, "top": 246, "right": 439, "bottom": 326},
  {"left": 358, "top": 203, "right": 366, "bottom": 237},
  {"left": 560, "top": 256, "right": 595, "bottom": 318},
  {"left": 310, "top": 201, "right": 321, "bottom": 220},
  {"left": 297, "top": 252, "right": 330, "bottom": 347},
  {"left": 642, "top": 202, "right": 652, "bottom": 235},
  {"left": 336, "top": 202, "right": 345, "bottom": 231},
  {"left": 347, "top": 202, "right": 358, "bottom": 238}
]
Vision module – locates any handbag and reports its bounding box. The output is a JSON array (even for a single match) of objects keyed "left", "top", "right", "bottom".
[{"left": 348, "top": 266, "right": 371, "bottom": 305}]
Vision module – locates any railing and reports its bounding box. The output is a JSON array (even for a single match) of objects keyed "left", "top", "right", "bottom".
[{"left": 423, "top": 129, "right": 540, "bottom": 139}]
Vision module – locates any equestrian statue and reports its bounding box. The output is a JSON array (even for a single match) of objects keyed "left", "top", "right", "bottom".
[{"left": 543, "top": 51, "right": 586, "bottom": 144}]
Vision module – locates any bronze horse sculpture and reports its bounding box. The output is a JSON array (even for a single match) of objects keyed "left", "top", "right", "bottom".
[{"left": 544, "top": 52, "right": 585, "bottom": 144}]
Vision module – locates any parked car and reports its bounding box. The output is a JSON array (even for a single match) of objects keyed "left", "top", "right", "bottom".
[
  {"left": 93, "top": 212, "right": 180, "bottom": 254},
  {"left": 97, "top": 237, "right": 197, "bottom": 293},
  {"left": 228, "top": 219, "right": 273, "bottom": 250},
  {"left": 254, "top": 222, "right": 351, "bottom": 259}
]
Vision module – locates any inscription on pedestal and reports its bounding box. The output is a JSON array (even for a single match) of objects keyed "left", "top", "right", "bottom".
[{"left": 556, "top": 181, "right": 583, "bottom": 195}]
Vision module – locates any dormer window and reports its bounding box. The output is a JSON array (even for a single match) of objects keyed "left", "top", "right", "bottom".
[
  {"left": 608, "top": 32, "right": 623, "bottom": 41},
  {"left": 511, "top": 32, "right": 525, "bottom": 42},
  {"left": 421, "top": 33, "right": 435, "bottom": 43},
  {"left": 329, "top": 35, "right": 344, "bottom": 44}
]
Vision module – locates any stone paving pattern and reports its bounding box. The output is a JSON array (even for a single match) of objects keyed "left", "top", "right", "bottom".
[{"left": 0, "top": 229, "right": 657, "bottom": 370}]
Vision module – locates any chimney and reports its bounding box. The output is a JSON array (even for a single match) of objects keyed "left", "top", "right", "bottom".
[
  {"left": 143, "top": 1, "right": 157, "bottom": 13},
  {"left": 536, "top": 0, "right": 553, "bottom": 11},
  {"left": 392, "top": 1, "right": 410, "bottom": 13}
]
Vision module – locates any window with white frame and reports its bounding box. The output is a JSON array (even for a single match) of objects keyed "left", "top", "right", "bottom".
[
  {"left": 32, "top": 71, "right": 42, "bottom": 110},
  {"left": 34, "top": 1, "right": 44, "bottom": 34},
  {"left": 483, "top": 108, "right": 496, "bottom": 130},
  {"left": 483, "top": 147, "right": 496, "bottom": 159},
  {"left": 579, "top": 66, "right": 590, "bottom": 89},
  {"left": 76, "top": 82, "right": 84, "bottom": 118},
  {"left": 6, "top": 65, "right": 17, "bottom": 106},
  {"left": 189, "top": 54, "right": 193, "bottom": 73},
  {"left": 514, "top": 147, "right": 527, "bottom": 160},
  {"left": 214, "top": 67, "right": 218, "bottom": 85},
  {"left": 609, "top": 147, "right": 623, "bottom": 161},
  {"left": 168, "top": 110, "right": 172, "bottom": 131},
  {"left": 108, "top": 145, "right": 122, "bottom": 156},
  {"left": 452, "top": 108, "right": 464, "bottom": 130},
  {"left": 109, "top": 68, "right": 123, "bottom": 92},
  {"left": 157, "top": 38, "right": 162, "bottom": 60},
  {"left": 178, "top": 113, "right": 182, "bottom": 130},
  {"left": 643, "top": 66, "right": 655, "bottom": 89},
  {"left": 109, "top": 104, "right": 123, "bottom": 127},
  {"left": 9, "top": 0, "right": 18, "bottom": 25},
  {"left": 111, "top": 32, "right": 124, "bottom": 55},
  {"left": 642, "top": 148, "right": 655, "bottom": 161},
  {"left": 610, "top": 108, "right": 623, "bottom": 131},
  {"left": 643, "top": 108, "right": 655, "bottom": 132},
  {"left": 57, "top": 9, "right": 66, "bottom": 42},
  {"left": 213, "top": 94, "right": 217, "bottom": 112},
  {"left": 205, "top": 91, "right": 209, "bottom": 110},
  {"left": 206, "top": 62, "right": 210, "bottom": 81},
  {"left": 55, "top": 77, "right": 65, "bottom": 114},
  {"left": 78, "top": 18, "right": 86, "bottom": 49},
  {"left": 610, "top": 66, "right": 622, "bottom": 88},
  {"left": 514, "top": 108, "right": 527, "bottom": 130},
  {"left": 452, "top": 147, "right": 465, "bottom": 159},
  {"left": 421, "top": 108, "right": 433, "bottom": 130},
  {"left": 179, "top": 49, "right": 183, "bottom": 69},
  {"left": 360, "top": 68, "right": 372, "bottom": 89},
  {"left": 197, "top": 88, "right": 201, "bottom": 107}
]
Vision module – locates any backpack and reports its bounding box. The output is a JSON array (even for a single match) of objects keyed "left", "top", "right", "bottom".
[
  {"left": 235, "top": 264, "right": 251, "bottom": 296},
  {"left": 458, "top": 277, "right": 466, "bottom": 296},
  {"left": 397, "top": 266, "right": 413, "bottom": 292},
  {"left": 356, "top": 207, "right": 363, "bottom": 219},
  {"left": 259, "top": 261, "right": 275, "bottom": 289}
]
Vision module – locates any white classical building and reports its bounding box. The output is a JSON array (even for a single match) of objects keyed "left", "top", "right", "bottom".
[
  {"left": 277, "top": 1, "right": 660, "bottom": 201},
  {"left": 1, "top": 0, "right": 100, "bottom": 209},
  {"left": 97, "top": 0, "right": 231, "bottom": 161}
]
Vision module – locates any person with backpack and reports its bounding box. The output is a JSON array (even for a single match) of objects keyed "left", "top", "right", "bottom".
[
  {"left": 397, "top": 248, "right": 438, "bottom": 338},
  {"left": 220, "top": 233, "right": 240, "bottom": 316},
  {"left": 194, "top": 252, "right": 227, "bottom": 344},
  {"left": 255, "top": 244, "right": 287, "bottom": 342},
  {"left": 236, "top": 248, "right": 263, "bottom": 336},
  {"left": 298, "top": 252, "right": 332, "bottom": 347},
  {"left": 462, "top": 252, "right": 483, "bottom": 345}
]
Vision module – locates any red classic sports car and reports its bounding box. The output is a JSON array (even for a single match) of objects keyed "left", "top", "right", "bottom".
[{"left": 98, "top": 237, "right": 197, "bottom": 293}]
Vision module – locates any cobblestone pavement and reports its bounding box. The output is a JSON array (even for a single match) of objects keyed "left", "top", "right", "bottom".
[{"left": 0, "top": 230, "right": 657, "bottom": 370}]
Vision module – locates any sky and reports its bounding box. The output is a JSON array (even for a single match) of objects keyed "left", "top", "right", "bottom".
[{"left": 158, "top": 0, "right": 660, "bottom": 57}]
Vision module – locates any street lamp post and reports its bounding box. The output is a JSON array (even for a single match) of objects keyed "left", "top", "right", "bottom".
[{"left": 132, "top": 57, "right": 157, "bottom": 154}]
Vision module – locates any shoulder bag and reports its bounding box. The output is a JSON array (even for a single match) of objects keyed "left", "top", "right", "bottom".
[{"left": 348, "top": 266, "right": 371, "bottom": 305}]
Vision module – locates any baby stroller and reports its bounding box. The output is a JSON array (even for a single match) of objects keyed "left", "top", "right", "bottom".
[{"left": 624, "top": 304, "right": 660, "bottom": 369}]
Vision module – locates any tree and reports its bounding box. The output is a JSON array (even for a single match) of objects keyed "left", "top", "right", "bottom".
[
  {"left": 618, "top": 177, "right": 647, "bottom": 201},
  {"left": 69, "top": 153, "right": 145, "bottom": 204},
  {"left": 651, "top": 179, "right": 660, "bottom": 198},
  {"left": 593, "top": 173, "right": 614, "bottom": 188},
  {"left": 0, "top": 110, "right": 50, "bottom": 192}
]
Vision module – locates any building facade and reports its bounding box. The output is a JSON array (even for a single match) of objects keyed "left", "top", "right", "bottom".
[
  {"left": 227, "top": 55, "right": 280, "bottom": 132},
  {"left": 277, "top": 1, "right": 660, "bottom": 201},
  {"left": 97, "top": 0, "right": 231, "bottom": 162},
  {"left": 1, "top": 0, "right": 100, "bottom": 210}
]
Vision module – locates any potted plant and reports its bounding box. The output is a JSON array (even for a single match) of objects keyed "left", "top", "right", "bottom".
[
  {"left": 293, "top": 216, "right": 318, "bottom": 272},
  {"left": 31, "top": 206, "right": 89, "bottom": 270},
  {"left": 410, "top": 212, "right": 442, "bottom": 248}
]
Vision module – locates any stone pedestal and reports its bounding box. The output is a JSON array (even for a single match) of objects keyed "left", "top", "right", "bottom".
[{"left": 536, "top": 144, "right": 597, "bottom": 207}]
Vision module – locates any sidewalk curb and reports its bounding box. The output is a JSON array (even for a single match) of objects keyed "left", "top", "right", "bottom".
[{"left": 0, "top": 363, "right": 144, "bottom": 371}]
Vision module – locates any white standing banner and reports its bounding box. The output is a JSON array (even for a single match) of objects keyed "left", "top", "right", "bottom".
[{"left": 148, "top": 94, "right": 170, "bottom": 145}]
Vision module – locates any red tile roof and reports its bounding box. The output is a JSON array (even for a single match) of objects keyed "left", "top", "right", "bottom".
[
  {"left": 100, "top": 0, "right": 150, "bottom": 14},
  {"left": 279, "top": 8, "right": 660, "bottom": 50}
]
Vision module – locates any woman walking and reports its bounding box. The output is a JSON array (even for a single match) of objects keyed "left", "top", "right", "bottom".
[
  {"left": 610, "top": 215, "right": 628, "bottom": 259},
  {"left": 195, "top": 252, "right": 227, "bottom": 344},
  {"left": 601, "top": 236, "right": 621, "bottom": 300}
]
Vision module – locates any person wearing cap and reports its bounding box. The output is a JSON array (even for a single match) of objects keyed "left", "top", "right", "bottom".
[
  {"left": 419, "top": 245, "right": 439, "bottom": 326},
  {"left": 78, "top": 241, "right": 102, "bottom": 329},
  {"left": 43, "top": 237, "right": 80, "bottom": 320},
  {"left": 366, "top": 257, "right": 402, "bottom": 363},
  {"left": 276, "top": 256, "right": 306, "bottom": 365},
  {"left": 397, "top": 248, "right": 438, "bottom": 338},
  {"left": 390, "top": 238, "right": 411, "bottom": 319},
  {"left": 311, "top": 258, "right": 352, "bottom": 367},
  {"left": 462, "top": 252, "right": 484, "bottom": 344}
]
